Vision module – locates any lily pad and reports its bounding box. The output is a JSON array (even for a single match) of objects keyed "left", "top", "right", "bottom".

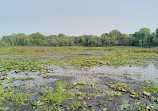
[{"left": 143, "top": 91, "right": 151, "bottom": 96}]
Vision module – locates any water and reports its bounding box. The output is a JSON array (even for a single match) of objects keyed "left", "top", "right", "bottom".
[
  {"left": 1, "top": 61, "right": 158, "bottom": 111},
  {"left": 89, "top": 62, "right": 158, "bottom": 84}
]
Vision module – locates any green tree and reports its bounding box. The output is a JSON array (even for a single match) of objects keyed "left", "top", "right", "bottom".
[
  {"left": 0, "top": 41, "right": 6, "bottom": 46},
  {"left": 156, "top": 29, "right": 158, "bottom": 37},
  {"left": 152, "top": 29, "right": 158, "bottom": 45},
  {"left": 109, "top": 30, "right": 121, "bottom": 38},
  {"left": 0, "top": 28, "right": 157, "bottom": 47},
  {"left": 28, "top": 32, "right": 45, "bottom": 46},
  {"left": 126, "top": 34, "right": 137, "bottom": 46},
  {"left": 135, "top": 28, "right": 150, "bottom": 46},
  {"left": 2, "top": 33, "right": 27, "bottom": 46},
  {"left": 109, "top": 30, "right": 122, "bottom": 46}
]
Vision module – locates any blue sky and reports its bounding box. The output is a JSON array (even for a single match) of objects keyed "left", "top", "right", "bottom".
[{"left": 0, "top": 0, "right": 158, "bottom": 37}]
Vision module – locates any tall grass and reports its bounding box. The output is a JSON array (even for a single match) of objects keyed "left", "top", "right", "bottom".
[{"left": 0, "top": 46, "right": 157, "bottom": 55}]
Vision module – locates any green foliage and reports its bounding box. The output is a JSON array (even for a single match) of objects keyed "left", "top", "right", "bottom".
[
  {"left": 28, "top": 32, "right": 45, "bottom": 46},
  {"left": 0, "top": 57, "right": 49, "bottom": 72},
  {"left": 107, "top": 83, "right": 131, "bottom": 92},
  {"left": 0, "top": 41, "right": 6, "bottom": 47},
  {"left": 136, "top": 101, "right": 155, "bottom": 110},
  {"left": 135, "top": 28, "right": 150, "bottom": 46},
  {"left": 1, "top": 28, "right": 157, "bottom": 47},
  {"left": 130, "top": 91, "right": 141, "bottom": 99},
  {"left": 0, "top": 107, "right": 9, "bottom": 111},
  {"left": 0, "top": 47, "right": 157, "bottom": 110},
  {"left": 42, "top": 81, "right": 74, "bottom": 103},
  {"left": 55, "top": 80, "right": 68, "bottom": 89},
  {"left": 9, "top": 92, "right": 30, "bottom": 105},
  {"left": 0, "top": 86, "right": 5, "bottom": 106},
  {"left": 2, "top": 33, "right": 27, "bottom": 46},
  {"left": 71, "top": 101, "right": 88, "bottom": 110},
  {"left": 2, "top": 87, "right": 30, "bottom": 106},
  {"left": 143, "top": 85, "right": 158, "bottom": 95}
]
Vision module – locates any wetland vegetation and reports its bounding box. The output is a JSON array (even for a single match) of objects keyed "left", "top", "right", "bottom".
[{"left": 0, "top": 46, "right": 158, "bottom": 111}]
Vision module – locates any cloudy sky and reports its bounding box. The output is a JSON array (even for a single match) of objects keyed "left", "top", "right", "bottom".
[{"left": 0, "top": 0, "right": 158, "bottom": 37}]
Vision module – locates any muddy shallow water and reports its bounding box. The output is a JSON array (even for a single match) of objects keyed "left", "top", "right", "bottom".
[
  {"left": 1, "top": 60, "right": 158, "bottom": 110},
  {"left": 0, "top": 52, "right": 158, "bottom": 111}
]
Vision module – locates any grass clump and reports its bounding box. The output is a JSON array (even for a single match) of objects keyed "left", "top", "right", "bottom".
[
  {"left": 107, "top": 83, "right": 131, "bottom": 92},
  {"left": 130, "top": 91, "right": 142, "bottom": 99},
  {"left": 143, "top": 85, "right": 158, "bottom": 95},
  {"left": 71, "top": 101, "right": 88, "bottom": 111},
  {"left": 0, "top": 86, "right": 5, "bottom": 106},
  {"left": 42, "top": 80, "right": 74, "bottom": 103},
  {"left": 10, "top": 92, "right": 30, "bottom": 105}
]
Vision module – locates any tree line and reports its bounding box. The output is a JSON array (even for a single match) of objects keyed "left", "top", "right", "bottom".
[{"left": 0, "top": 28, "right": 158, "bottom": 47}]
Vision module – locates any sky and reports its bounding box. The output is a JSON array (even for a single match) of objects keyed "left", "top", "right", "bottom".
[{"left": 0, "top": 0, "right": 158, "bottom": 37}]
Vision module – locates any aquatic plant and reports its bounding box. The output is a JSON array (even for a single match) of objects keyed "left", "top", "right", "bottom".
[
  {"left": 7, "top": 92, "right": 30, "bottom": 105},
  {"left": 130, "top": 91, "right": 141, "bottom": 99},
  {"left": 42, "top": 81, "right": 74, "bottom": 103},
  {"left": 143, "top": 85, "right": 158, "bottom": 95},
  {"left": 71, "top": 101, "right": 88, "bottom": 111},
  {"left": 107, "top": 83, "right": 131, "bottom": 92}
]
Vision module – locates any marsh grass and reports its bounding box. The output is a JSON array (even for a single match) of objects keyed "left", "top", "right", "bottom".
[
  {"left": 10, "top": 92, "right": 30, "bottom": 105},
  {"left": 143, "top": 85, "right": 158, "bottom": 95},
  {"left": 107, "top": 83, "right": 131, "bottom": 92},
  {"left": 0, "top": 46, "right": 84, "bottom": 55},
  {"left": 0, "top": 46, "right": 157, "bottom": 55},
  {"left": 42, "top": 80, "right": 74, "bottom": 103},
  {"left": 0, "top": 46, "right": 157, "bottom": 67}
]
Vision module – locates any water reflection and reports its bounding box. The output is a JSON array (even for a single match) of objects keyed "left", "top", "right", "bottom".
[
  {"left": 153, "top": 60, "right": 158, "bottom": 69},
  {"left": 89, "top": 61, "right": 158, "bottom": 84}
]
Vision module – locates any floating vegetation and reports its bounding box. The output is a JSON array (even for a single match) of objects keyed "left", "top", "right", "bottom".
[
  {"left": 143, "top": 85, "right": 158, "bottom": 96},
  {"left": 130, "top": 91, "right": 142, "bottom": 99},
  {"left": 73, "top": 82, "right": 87, "bottom": 86},
  {"left": 71, "top": 101, "right": 88, "bottom": 111},
  {"left": 9, "top": 92, "right": 30, "bottom": 105},
  {"left": 32, "top": 81, "right": 74, "bottom": 110},
  {"left": 15, "top": 76, "right": 35, "bottom": 81},
  {"left": 107, "top": 83, "right": 131, "bottom": 92},
  {"left": 136, "top": 101, "right": 156, "bottom": 111},
  {"left": 38, "top": 72, "right": 49, "bottom": 78},
  {"left": 0, "top": 57, "right": 50, "bottom": 73},
  {"left": 0, "top": 47, "right": 158, "bottom": 110},
  {"left": 143, "top": 91, "right": 151, "bottom": 96},
  {"left": 42, "top": 81, "right": 74, "bottom": 103}
]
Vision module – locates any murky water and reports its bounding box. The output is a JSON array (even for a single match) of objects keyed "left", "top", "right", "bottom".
[
  {"left": 2, "top": 61, "right": 158, "bottom": 88},
  {"left": 89, "top": 62, "right": 158, "bottom": 84},
  {"left": 1, "top": 59, "right": 158, "bottom": 111}
]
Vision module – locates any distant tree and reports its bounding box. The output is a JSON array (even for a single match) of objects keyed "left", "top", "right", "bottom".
[
  {"left": 78, "top": 35, "right": 100, "bottom": 47},
  {"left": 147, "top": 32, "right": 155, "bottom": 45},
  {"left": 43, "top": 35, "right": 57, "bottom": 46},
  {"left": 101, "top": 33, "right": 109, "bottom": 38},
  {"left": 156, "top": 29, "right": 158, "bottom": 38},
  {"left": 2, "top": 33, "right": 27, "bottom": 46},
  {"left": 0, "top": 28, "right": 157, "bottom": 47},
  {"left": 152, "top": 29, "right": 158, "bottom": 45},
  {"left": 109, "top": 30, "right": 121, "bottom": 38},
  {"left": 120, "top": 34, "right": 128, "bottom": 46},
  {"left": 58, "top": 33, "right": 65, "bottom": 38},
  {"left": 74, "top": 37, "right": 82, "bottom": 46},
  {"left": 109, "top": 30, "right": 122, "bottom": 46},
  {"left": 127, "top": 34, "right": 137, "bottom": 46},
  {"left": 67, "top": 36, "right": 75, "bottom": 46},
  {"left": 135, "top": 28, "right": 150, "bottom": 46},
  {"left": 0, "top": 41, "right": 6, "bottom": 46},
  {"left": 28, "top": 32, "right": 45, "bottom": 46}
]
